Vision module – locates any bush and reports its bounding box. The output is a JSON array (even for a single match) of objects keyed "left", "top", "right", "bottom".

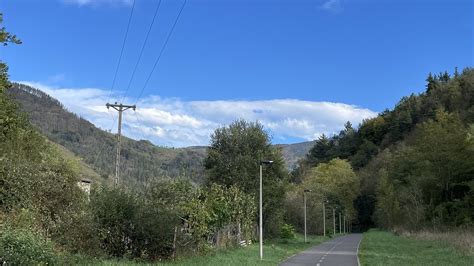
[
  {"left": 0, "top": 227, "right": 58, "bottom": 265},
  {"left": 280, "top": 223, "right": 296, "bottom": 239}
]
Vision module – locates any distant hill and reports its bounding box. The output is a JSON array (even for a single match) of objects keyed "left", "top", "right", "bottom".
[
  {"left": 9, "top": 83, "right": 312, "bottom": 184},
  {"left": 50, "top": 140, "right": 106, "bottom": 184},
  {"left": 9, "top": 83, "right": 207, "bottom": 185},
  {"left": 275, "top": 141, "right": 314, "bottom": 169}
]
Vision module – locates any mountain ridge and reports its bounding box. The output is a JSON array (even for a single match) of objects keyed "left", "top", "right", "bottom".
[{"left": 8, "top": 83, "right": 313, "bottom": 184}]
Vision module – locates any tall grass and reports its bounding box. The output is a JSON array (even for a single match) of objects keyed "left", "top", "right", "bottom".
[
  {"left": 359, "top": 229, "right": 473, "bottom": 266},
  {"left": 393, "top": 227, "right": 474, "bottom": 255}
]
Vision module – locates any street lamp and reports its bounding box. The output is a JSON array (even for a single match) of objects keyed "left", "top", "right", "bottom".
[
  {"left": 332, "top": 207, "right": 336, "bottom": 236},
  {"left": 303, "top": 189, "right": 311, "bottom": 243},
  {"left": 259, "top": 160, "right": 273, "bottom": 260},
  {"left": 343, "top": 214, "right": 346, "bottom": 234},
  {"left": 323, "top": 199, "right": 328, "bottom": 237},
  {"left": 339, "top": 211, "right": 342, "bottom": 234}
]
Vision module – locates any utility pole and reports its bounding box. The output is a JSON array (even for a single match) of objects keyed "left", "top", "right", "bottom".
[{"left": 106, "top": 102, "right": 136, "bottom": 186}]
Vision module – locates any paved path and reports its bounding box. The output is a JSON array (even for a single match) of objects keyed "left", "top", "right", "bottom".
[{"left": 280, "top": 234, "right": 362, "bottom": 266}]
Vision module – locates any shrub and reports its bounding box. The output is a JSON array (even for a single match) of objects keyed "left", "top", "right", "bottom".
[
  {"left": 280, "top": 223, "right": 296, "bottom": 239},
  {"left": 0, "top": 227, "right": 58, "bottom": 265}
]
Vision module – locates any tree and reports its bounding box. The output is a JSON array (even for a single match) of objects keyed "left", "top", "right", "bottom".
[
  {"left": 374, "top": 169, "right": 401, "bottom": 229},
  {"left": 304, "top": 159, "right": 359, "bottom": 216},
  {"left": 0, "top": 13, "right": 21, "bottom": 46},
  {"left": 306, "top": 134, "right": 332, "bottom": 165},
  {"left": 204, "top": 120, "right": 288, "bottom": 237},
  {"left": 0, "top": 13, "right": 20, "bottom": 90}
]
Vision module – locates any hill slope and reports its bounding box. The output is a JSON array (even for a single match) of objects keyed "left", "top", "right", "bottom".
[
  {"left": 294, "top": 68, "right": 474, "bottom": 230},
  {"left": 275, "top": 141, "right": 314, "bottom": 169},
  {"left": 8, "top": 83, "right": 311, "bottom": 184},
  {"left": 9, "top": 83, "right": 207, "bottom": 184}
]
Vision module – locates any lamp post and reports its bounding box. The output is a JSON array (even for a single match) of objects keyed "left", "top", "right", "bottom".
[
  {"left": 323, "top": 200, "right": 328, "bottom": 237},
  {"left": 259, "top": 160, "right": 273, "bottom": 260},
  {"left": 303, "top": 189, "right": 311, "bottom": 243},
  {"left": 339, "top": 212, "right": 342, "bottom": 234},
  {"left": 343, "top": 215, "right": 346, "bottom": 234},
  {"left": 332, "top": 207, "right": 336, "bottom": 236}
]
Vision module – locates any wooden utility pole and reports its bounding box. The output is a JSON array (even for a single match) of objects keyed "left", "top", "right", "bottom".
[{"left": 106, "top": 102, "right": 136, "bottom": 186}]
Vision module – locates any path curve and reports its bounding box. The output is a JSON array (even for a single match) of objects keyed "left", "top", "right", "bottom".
[{"left": 280, "top": 234, "right": 362, "bottom": 266}]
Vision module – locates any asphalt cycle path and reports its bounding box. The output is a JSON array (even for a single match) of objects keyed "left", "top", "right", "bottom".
[{"left": 280, "top": 234, "right": 362, "bottom": 266}]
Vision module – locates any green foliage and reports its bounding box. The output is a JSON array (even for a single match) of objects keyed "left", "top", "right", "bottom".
[
  {"left": 306, "top": 134, "right": 332, "bottom": 166},
  {"left": 179, "top": 183, "right": 256, "bottom": 252},
  {"left": 374, "top": 111, "right": 474, "bottom": 229},
  {"left": 280, "top": 223, "right": 296, "bottom": 239},
  {"left": 0, "top": 13, "right": 21, "bottom": 46},
  {"left": 8, "top": 83, "right": 207, "bottom": 185},
  {"left": 0, "top": 227, "right": 58, "bottom": 265},
  {"left": 294, "top": 68, "right": 474, "bottom": 230},
  {"left": 204, "top": 120, "right": 289, "bottom": 237},
  {"left": 374, "top": 170, "right": 401, "bottom": 229},
  {"left": 305, "top": 159, "right": 359, "bottom": 216},
  {"left": 148, "top": 234, "right": 328, "bottom": 266},
  {"left": 286, "top": 159, "right": 359, "bottom": 234},
  {"left": 359, "top": 229, "right": 473, "bottom": 265},
  {"left": 90, "top": 186, "right": 140, "bottom": 257},
  {"left": 86, "top": 180, "right": 256, "bottom": 260}
]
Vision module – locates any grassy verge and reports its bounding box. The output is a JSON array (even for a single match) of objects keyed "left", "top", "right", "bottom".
[
  {"left": 87, "top": 235, "right": 329, "bottom": 266},
  {"left": 359, "top": 229, "right": 474, "bottom": 266},
  {"left": 97, "top": 234, "right": 329, "bottom": 265}
]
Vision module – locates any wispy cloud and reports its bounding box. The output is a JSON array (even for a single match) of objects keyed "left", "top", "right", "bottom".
[
  {"left": 62, "top": 0, "right": 132, "bottom": 7},
  {"left": 46, "top": 73, "right": 67, "bottom": 84},
  {"left": 18, "top": 81, "right": 377, "bottom": 147},
  {"left": 320, "top": 0, "right": 343, "bottom": 13}
]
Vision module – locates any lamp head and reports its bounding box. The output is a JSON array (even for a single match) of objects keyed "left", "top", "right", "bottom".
[{"left": 260, "top": 160, "right": 273, "bottom": 165}]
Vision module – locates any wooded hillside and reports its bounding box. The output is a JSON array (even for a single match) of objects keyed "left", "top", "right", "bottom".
[
  {"left": 8, "top": 83, "right": 312, "bottom": 184},
  {"left": 9, "top": 83, "right": 207, "bottom": 184},
  {"left": 293, "top": 68, "right": 474, "bottom": 231}
]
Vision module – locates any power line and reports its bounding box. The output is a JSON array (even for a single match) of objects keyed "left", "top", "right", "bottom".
[
  {"left": 93, "top": 0, "right": 135, "bottom": 176},
  {"left": 107, "top": 0, "right": 136, "bottom": 104},
  {"left": 94, "top": 0, "right": 187, "bottom": 180},
  {"left": 134, "top": 0, "right": 187, "bottom": 105},
  {"left": 92, "top": 110, "right": 117, "bottom": 172},
  {"left": 121, "top": 0, "right": 163, "bottom": 103},
  {"left": 106, "top": 102, "right": 136, "bottom": 186}
]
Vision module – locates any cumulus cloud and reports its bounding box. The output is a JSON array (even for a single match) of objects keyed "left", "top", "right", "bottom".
[{"left": 18, "top": 81, "right": 377, "bottom": 147}]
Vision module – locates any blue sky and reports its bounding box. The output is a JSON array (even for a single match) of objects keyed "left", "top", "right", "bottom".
[{"left": 1, "top": 0, "right": 473, "bottom": 147}]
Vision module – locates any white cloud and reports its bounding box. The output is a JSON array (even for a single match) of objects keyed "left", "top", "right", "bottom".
[
  {"left": 62, "top": 0, "right": 132, "bottom": 7},
  {"left": 47, "top": 73, "right": 67, "bottom": 84},
  {"left": 320, "top": 0, "right": 343, "bottom": 13},
  {"left": 18, "top": 81, "right": 377, "bottom": 147}
]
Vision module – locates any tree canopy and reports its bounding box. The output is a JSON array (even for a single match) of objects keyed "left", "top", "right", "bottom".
[{"left": 204, "top": 120, "right": 289, "bottom": 236}]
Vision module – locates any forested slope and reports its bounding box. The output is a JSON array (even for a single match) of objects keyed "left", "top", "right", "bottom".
[
  {"left": 294, "top": 68, "right": 474, "bottom": 230},
  {"left": 9, "top": 83, "right": 207, "bottom": 184},
  {"left": 8, "top": 83, "right": 311, "bottom": 184}
]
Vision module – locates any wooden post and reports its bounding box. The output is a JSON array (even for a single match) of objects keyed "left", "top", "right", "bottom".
[{"left": 106, "top": 102, "right": 135, "bottom": 186}]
